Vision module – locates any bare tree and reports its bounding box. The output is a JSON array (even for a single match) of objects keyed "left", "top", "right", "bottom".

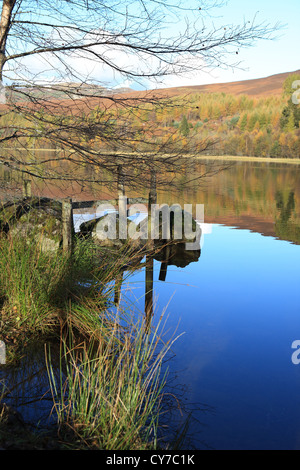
[{"left": 0, "top": 0, "right": 279, "bottom": 194}]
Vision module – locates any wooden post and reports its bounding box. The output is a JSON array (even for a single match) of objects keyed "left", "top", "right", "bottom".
[
  {"left": 145, "top": 169, "right": 155, "bottom": 309},
  {"left": 148, "top": 170, "right": 157, "bottom": 244},
  {"left": 117, "top": 165, "right": 128, "bottom": 239},
  {"left": 117, "top": 165, "right": 125, "bottom": 197},
  {"left": 62, "top": 198, "right": 73, "bottom": 254},
  {"left": 148, "top": 169, "right": 157, "bottom": 206},
  {"left": 22, "top": 179, "right": 32, "bottom": 198}
]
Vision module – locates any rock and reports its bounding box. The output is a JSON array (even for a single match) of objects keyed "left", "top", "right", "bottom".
[
  {"left": 0, "top": 197, "right": 64, "bottom": 252},
  {"left": 79, "top": 206, "right": 202, "bottom": 249},
  {"left": 79, "top": 213, "right": 142, "bottom": 248},
  {"left": 137, "top": 206, "right": 201, "bottom": 246}
]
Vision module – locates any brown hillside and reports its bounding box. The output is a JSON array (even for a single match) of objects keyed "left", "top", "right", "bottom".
[
  {"left": 78, "top": 68, "right": 300, "bottom": 112},
  {"left": 147, "top": 69, "right": 300, "bottom": 98},
  {"left": 1, "top": 69, "right": 299, "bottom": 115},
  {"left": 71, "top": 69, "right": 300, "bottom": 108},
  {"left": 59, "top": 69, "right": 300, "bottom": 111}
]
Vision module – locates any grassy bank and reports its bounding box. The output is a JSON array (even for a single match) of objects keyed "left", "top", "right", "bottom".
[{"left": 0, "top": 227, "right": 178, "bottom": 450}]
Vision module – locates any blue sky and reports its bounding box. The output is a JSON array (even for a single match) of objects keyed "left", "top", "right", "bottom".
[
  {"left": 9, "top": 0, "right": 299, "bottom": 90},
  {"left": 153, "top": 0, "right": 299, "bottom": 88},
  {"left": 213, "top": 0, "right": 299, "bottom": 81}
]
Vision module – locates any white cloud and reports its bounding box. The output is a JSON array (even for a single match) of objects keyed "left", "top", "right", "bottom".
[
  {"left": 3, "top": 26, "right": 247, "bottom": 91},
  {"left": 4, "top": 27, "right": 216, "bottom": 90}
]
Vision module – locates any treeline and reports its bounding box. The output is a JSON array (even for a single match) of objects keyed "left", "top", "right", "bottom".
[
  {"left": 1, "top": 75, "right": 300, "bottom": 159},
  {"left": 131, "top": 81, "right": 300, "bottom": 158}
]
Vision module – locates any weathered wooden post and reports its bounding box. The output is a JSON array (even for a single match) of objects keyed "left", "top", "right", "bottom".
[
  {"left": 117, "top": 164, "right": 125, "bottom": 198},
  {"left": 22, "top": 179, "right": 32, "bottom": 198},
  {"left": 145, "top": 172, "right": 156, "bottom": 327},
  {"left": 117, "top": 165, "right": 128, "bottom": 239},
  {"left": 148, "top": 169, "right": 157, "bottom": 206},
  {"left": 148, "top": 170, "right": 157, "bottom": 244},
  {"left": 62, "top": 197, "right": 73, "bottom": 254}
]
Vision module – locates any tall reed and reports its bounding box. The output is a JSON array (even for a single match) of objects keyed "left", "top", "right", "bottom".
[
  {"left": 46, "top": 308, "right": 179, "bottom": 450},
  {"left": 0, "top": 231, "right": 68, "bottom": 333},
  {"left": 0, "top": 219, "right": 183, "bottom": 449},
  {"left": 0, "top": 228, "right": 145, "bottom": 338}
]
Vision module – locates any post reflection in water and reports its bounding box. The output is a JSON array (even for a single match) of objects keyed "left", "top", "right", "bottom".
[
  {"left": 144, "top": 242, "right": 202, "bottom": 329},
  {"left": 158, "top": 245, "right": 171, "bottom": 282},
  {"left": 145, "top": 255, "right": 154, "bottom": 331},
  {"left": 114, "top": 270, "right": 124, "bottom": 306},
  {"left": 112, "top": 242, "right": 202, "bottom": 329}
]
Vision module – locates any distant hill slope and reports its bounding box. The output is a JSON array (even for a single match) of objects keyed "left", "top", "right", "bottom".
[
  {"left": 5, "top": 70, "right": 299, "bottom": 107},
  {"left": 7, "top": 82, "right": 134, "bottom": 103},
  {"left": 93, "top": 69, "right": 300, "bottom": 105},
  {"left": 150, "top": 70, "right": 300, "bottom": 98}
]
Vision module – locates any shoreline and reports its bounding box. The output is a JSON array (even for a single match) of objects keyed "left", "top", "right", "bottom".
[
  {"left": 2, "top": 148, "right": 300, "bottom": 165},
  {"left": 186, "top": 155, "right": 300, "bottom": 165}
]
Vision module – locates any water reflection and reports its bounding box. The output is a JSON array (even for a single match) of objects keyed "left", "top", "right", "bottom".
[
  {"left": 120, "top": 223, "right": 300, "bottom": 450},
  {"left": 275, "top": 191, "right": 300, "bottom": 244},
  {"left": 155, "top": 243, "right": 201, "bottom": 274},
  {"left": 144, "top": 242, "right": 201, "bottom": 329},
  {"left": 1, "top": 156, "right": 300, "bottom": 244},
  {"left": 145, "top": 255, "right": 154, "bottom": 331},
  {"left": 112, "top": 241, "right": 202, "bottom": 330},
  {"left": 0, "top": 342, "right": 60, "bottom": 428}
]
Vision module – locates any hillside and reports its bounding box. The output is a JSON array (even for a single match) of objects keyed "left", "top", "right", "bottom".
[
  {"left": 6, "top": 69, "right": 300, "bottom": 104},
  {"left": 1, "top": 69, "right": 299, "bottom": 160},
  {"left": 153, "top": 69, "right": 300, "bottom": 98},
  {"left": 121, "top": 69, "right": 300, "bottom": 160},
  {"left": 6, "top": 82, "right": 134, "bottom": 103}
]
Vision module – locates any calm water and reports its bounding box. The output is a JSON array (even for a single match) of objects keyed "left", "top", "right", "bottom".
[
  {"left": 1, "top": 158, "right": 300, "bottom": 449},
  {"left": 114, "top": 160, "right": 300, "bottom": 450}
]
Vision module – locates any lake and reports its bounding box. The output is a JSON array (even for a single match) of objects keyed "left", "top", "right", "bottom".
[
  {"left": 1, "top": 157, "right": 300, "bottom": 449},
  {"left": 109, "top": 159, "right": 300, "bottom": 450}
]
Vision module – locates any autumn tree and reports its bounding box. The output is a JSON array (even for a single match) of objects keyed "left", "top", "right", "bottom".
[
  {"left": 179, "top": 115, "right": 190, "bottom": 137},
  {"left": 238, "top": 113, "right": 248, "bottom": 132}
]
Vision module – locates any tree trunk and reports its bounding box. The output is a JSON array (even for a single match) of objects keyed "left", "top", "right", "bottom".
[{"left": 0, "top": 0, "right": 16, "bottom": 81}]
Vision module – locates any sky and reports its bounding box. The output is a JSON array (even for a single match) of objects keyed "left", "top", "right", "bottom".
[
  {"left": 143, "top": 0, "right": 300, "bottom": 89},
  {"left": 7, "top": 0, "right": 299, "bottom": 91}
]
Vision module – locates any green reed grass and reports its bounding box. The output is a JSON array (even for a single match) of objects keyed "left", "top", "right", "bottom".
[
  {"left": 0, "top": 226, "right": 145, "bottom": 337},
  {"left": 0, "top": 232, "right": 68, "bottom": 333},
  {"left": 0, "top": 222, "right": 183, "bottom": 449},
  {"left": 46, "top": 309, "right": 179, "bottom": 450}
]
